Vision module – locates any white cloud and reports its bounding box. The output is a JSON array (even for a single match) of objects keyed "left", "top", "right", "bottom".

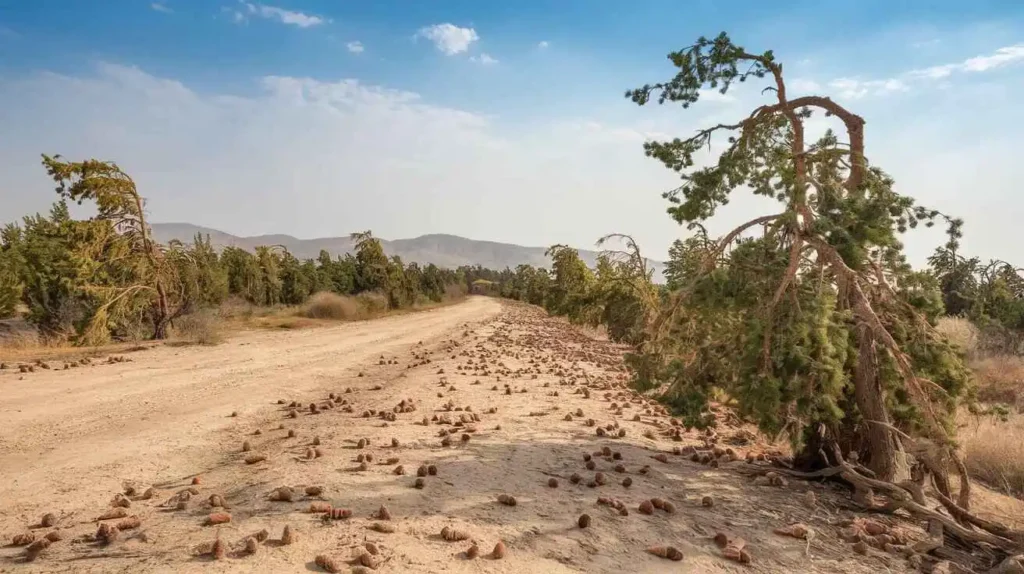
[
  {"left": 233, "top": 2, "right": 328, "bottom": 28},
  {"left": 2, "top": 42, "right": 1022, "bottom": 269},
  {"left": 538, "top": 41, "right": 549, "bottom": 49},
  {"left": 806, "top": 43, "right": 1024, "bottom": 98},
  {"left": 346, "top": 41, "right": 364, "bottom": 54},
  {"left": 908, "top": 45, "right": 1024, "bottom": 80},
  {"left": 789, "top": 78, "right": 822, "bottom": 92},
  {"left": 827, "top": 77, "right": 909, "bottom": 99},
  {"left": 416, "top": 23, "right": 479, "bottom": 55},
  {"left": 470, "top": 53, "right": 498, "bottom": 66},
  {"left": 151, "top": 2, "right": 173, "bottom": 13},
  {"left": 0, "top": 63, "right": 684, "bottom": 259}
]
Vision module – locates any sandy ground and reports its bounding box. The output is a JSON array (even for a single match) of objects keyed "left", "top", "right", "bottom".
[{"left": 0, "top": 298, "right": 946, "bottom": 573}]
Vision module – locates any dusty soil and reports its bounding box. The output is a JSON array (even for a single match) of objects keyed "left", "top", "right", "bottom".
[{"left": 0, "top": 298, "right": 948, "bottom": 572}]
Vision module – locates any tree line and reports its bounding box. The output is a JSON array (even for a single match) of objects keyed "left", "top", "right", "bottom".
[{"left": 0, "top": 157, "right": 487, "bottom": 344}]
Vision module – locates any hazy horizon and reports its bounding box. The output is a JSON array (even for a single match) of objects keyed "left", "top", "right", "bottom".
[{"left": 2, "top": 1, "right": 1023, "bottom": 266}]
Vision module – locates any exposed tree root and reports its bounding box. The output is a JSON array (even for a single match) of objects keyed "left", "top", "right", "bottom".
[{"left": 754, "top": 445, "right": 1023, "bottom": 571}]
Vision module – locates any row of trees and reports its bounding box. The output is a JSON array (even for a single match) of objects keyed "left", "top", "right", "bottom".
[
  {"left": 0, "top": 157, "right": 476, "bottom": 344},
  {"left": 928, "top": 220, "right": 1024, "bottom": 353}
]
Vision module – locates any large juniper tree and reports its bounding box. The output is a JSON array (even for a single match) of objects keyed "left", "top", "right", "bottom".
[{"left": 626, "top": 33, "right": 971, "bottom": 486}]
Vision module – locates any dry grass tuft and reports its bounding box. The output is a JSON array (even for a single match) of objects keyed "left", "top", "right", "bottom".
[
  {"left": 961, "top": 409, "right": 1024, "bottom": 499},
  {"left": 936, "top": 316, "right": 980, "bottom": 357},
  {"left": 302, "top": 292, "right": 365, "bottom": 321},
  {"left": 172, "top": 312, "right": 223, "bottom": 346},
  {"left": 970, "top": 354, "right": 1024, "bottom": 406}
]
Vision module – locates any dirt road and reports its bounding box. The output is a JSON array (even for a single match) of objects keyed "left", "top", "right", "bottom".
[{"left": 1, "top": 298, "right": 886, "bottom": 573}]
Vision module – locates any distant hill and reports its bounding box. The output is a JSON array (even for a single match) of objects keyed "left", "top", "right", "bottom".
[{"left": 150, "top": 223, "right": 666, "bottom": 280}]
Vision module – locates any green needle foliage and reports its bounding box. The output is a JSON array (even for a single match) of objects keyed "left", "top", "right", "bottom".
[
  {"left": 2, "top": 159, "right": 474, "bottom": 344},
  {"left": 624, "top": 32, "right": 971, "bottom": 482}
]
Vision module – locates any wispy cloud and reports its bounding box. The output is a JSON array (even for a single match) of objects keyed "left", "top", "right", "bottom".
[
  {"left": 151, "top": 2, "right": 173, "bottom": 13},
  {"left": 795, "top": 43, "right": 1024, "bottom": 99},
  {"left": 346, "top": 41, "right": 364, "bottom": 54},
  {"left": 0, "top": 63, "right": 683, "bottom": 259},
  {"left": 827, "top": 77, "right": 909, "bottom": 99},
  {"left": 910, "top": 44, "right": 1024, "bottom": 78},
  {"left": 231, "top": 1, "right": 328, "bottom": 28},
  {"left": 416, "top": 23, "right": 479, "bottom": 55},
  {"left": 538, "top": 40, "right": 549, "bottom": 49},
  {"left": 470, "top": 53, "right": 498, "bottom": 65}
]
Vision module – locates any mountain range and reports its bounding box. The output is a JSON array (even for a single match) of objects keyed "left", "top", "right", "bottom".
[{"left": 150, "top": 223, "right": 666, "bottom": 279}]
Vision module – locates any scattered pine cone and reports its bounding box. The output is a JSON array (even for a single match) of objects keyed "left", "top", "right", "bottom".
[
  {"left": 97, "top": 508, "right": 128, "bottom": 521},
  {"left": 638, "top": 500, "right": 654, "bottom": 515},
  {"left": 116, "top": 516, "right": 141, "bottom": 530},
  {"left": 315, "top": 554, "right": 342, "bottom": 572},
  {"left": 270, "top": 487, "right": 295, "bottom": 502},
  {"left": 647, "top": 545, "right": 684, "bottom": 561},
  {"left": 25, "top": 538, "right": 51, "bottom": 561},
  {"left": 95, "top": 523, "right": 119, "bottom": 545},
  {"left": 205, "top": 512, "right": 232, "bottom": 526}
]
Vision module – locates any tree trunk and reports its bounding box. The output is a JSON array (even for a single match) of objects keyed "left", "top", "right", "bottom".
[
  {"left": 852, "top": 324, "right": 904, "bottom": 481},
  {"left": 152, "top": 280, "right": 170, "bottom": 340}
]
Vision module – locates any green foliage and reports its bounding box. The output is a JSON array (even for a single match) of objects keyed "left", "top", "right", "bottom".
[
  {"left": 621, "top": 33, "right": 971, "bottom": 477},
  {"left": 352, "top": 231, "right": 390, "bottom": 295},
  {"left": 544, "top": 245, "right": 596, "bottom": 323},
  {"left": 0, "top": 235, "right": 23, "bottom": 319},
  {"left": 928, "top": 221, "right": 1024, "bottom": 354},
  {"left": 4, "top": 159, "right": 471, "bottom": 345}
]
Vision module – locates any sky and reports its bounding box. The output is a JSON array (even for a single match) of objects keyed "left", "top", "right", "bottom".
[{"left": 1, "top": 0, "right": 1023, "bottom": 265}]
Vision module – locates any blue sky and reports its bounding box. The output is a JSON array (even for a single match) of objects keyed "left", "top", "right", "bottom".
[{"left": 1, "top": 0, "right": 1023, "bottom": 265}]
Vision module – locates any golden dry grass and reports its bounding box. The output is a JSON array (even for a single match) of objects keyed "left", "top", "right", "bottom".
[
  {"left": 969, "top": 354, "right": 1024, "bottom": 406},
  {"left": 302, "top": 292, "right": 365, "bottom": 320},
  {"left": 2, "top": 293, "right": 469, "bottom": 363},
  {"left": 170, "top": 312, "right": 224, "bottom": 346},
  {"left": 960, "top": 408, "right": 1024, "bottom": 501},
  {"left": 935, "top": 316, "right": 980, "bottom": 358}
]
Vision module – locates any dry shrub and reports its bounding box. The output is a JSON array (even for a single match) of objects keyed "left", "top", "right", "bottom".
[
  {"left": 443, "top": 283, "right": 467, "bottom": 302},
  {"left": 970, "top": 354, "right": 1024, "bottom": 406},
  {"left": 961, "top": 409, "right": 1024, "bottom": 498},
  {"left": 0, "top": 326, "right": 42, "bottom": 351},
  {"left": 216, "top": 296, "right": 256, "bottom": 320},
  {"left": 302, "top": 292, "right": 364, "bottom": 321},
  {"left": 936, "top": 316, "right": 980, "bottom": 358},
  {"left": 355, "top": 291, "right": 389, "bottom": 316},
  {"left": 172, "top": 312, "right": 223, "bottom": 346}
]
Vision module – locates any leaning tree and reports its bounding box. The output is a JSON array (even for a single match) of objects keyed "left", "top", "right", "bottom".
[
  {"left": 42, "top": 155, "right": 183, "bottom": 340},
  {"left": 626, "top": 33, "right": 1024, "bottom": 563}
]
